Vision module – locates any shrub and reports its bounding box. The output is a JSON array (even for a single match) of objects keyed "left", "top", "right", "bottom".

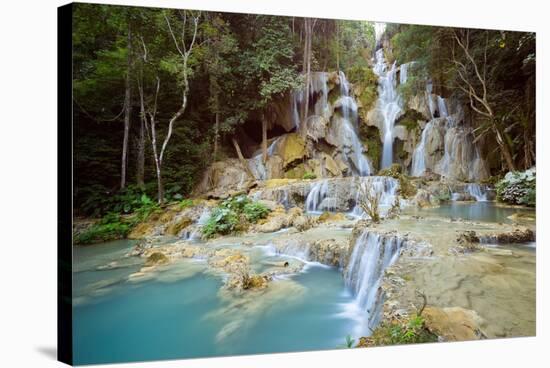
[
  {"left": 202, "top": 207, "right": 239, "bottom": 238},
  {"left": 496, "top": 168, "right": 536, "bottom": 207},
  {"left": 303, "top": 172, "right": 317, "bottom": 180},
  {"left": 74, "top": 212, "right": 130, "bottom": 245},
  {"left": 202, "top": 195, "right": 271, "bottom": 238},
  {"left": 359, "top": 315, "right": 437, "bottom": 347},
  {"left": 243, "top": 202, "right": 270, "bottom": 222}
]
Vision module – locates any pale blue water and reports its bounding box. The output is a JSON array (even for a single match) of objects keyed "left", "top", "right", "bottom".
[
  {"left": 73, "top": 241, "right": 357, "bottom": 365},
  {"left": 404, "top": 202, "right": 534, "bottom": 223}
]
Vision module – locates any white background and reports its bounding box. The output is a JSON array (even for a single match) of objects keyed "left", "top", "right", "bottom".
[{"left": 0, "top": 0, "right": 547, "bottom": 367}]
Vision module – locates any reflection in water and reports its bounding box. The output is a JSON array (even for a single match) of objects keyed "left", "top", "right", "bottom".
[{"left": 403, "top": 202, "right": 533, "bottom": 223}]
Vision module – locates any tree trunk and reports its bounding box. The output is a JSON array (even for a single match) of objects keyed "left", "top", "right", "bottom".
[
  {"left": 213, "top": 111, "right": 220, "bottom": 160},
  {"left": 301, "top": 18, "right": 312, "bottom": 132},
  {"left": 136, "top": 118, "right": 145, "bottom": 189},
  {"left": 121, "top": 24, "right": 132, "bottom": 189},
  {"left": 232, "top": 137, "right": 255, "bottom": 179},
  {"left": 261, "top": 115, "right": 267, "bottom": 164},
  {"left": 494, "top": 125, "right": 516, "bottom": 172},
  {"left": 155, "top": 161, "right": 164, "bottom": 205}
]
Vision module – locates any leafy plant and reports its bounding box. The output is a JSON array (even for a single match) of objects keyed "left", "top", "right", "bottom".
[
  {"left": 367, "top": 314, "right": 437, "bottom": 346},
  {"left": 496, "top": 168, "right": 536, "bottom": 206},
  {"left": 302, "top": 172, "right": 317, "bottom": 180},
  {"left": 243, "top": 202, "right": 270, "bottom": 222},
  {"left": 202, "top": 195, "right": 271, "bottom": 238},
  {"left": 74, "top": 212, "right": 130, "bottom": 245},
  {"left": 202, "top": 207, "right": 240, "bottom": 238}
]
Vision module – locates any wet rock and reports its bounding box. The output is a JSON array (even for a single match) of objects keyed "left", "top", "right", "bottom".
[
  {"left": 276, "top": 133, "right": 308, "bottom": 169},
  {"left": 318, "top": 211, "right": 346, "bottom": 223},
  {"left": 422, "top": 306, "right": 486, "bottom": 341},
  {"left": 195, "top": 158, "right": 254, "bottom": 195},
  {"left": 293, "top": 215, "right": 318, "bottom": 232},
  {"left": 128, "top": 222, "right": 156, "bottom": 239},
  {"left": 144, "top": 252, "right": 169, "bottom": 266},
  {"left": 165, "top": 216, "right": 193, "bottom": 236}
]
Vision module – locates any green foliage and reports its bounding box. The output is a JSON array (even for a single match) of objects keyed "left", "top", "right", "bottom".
[
  {"left": 80, "top": 184, "right": 164, "bottom": 218},
  {"left": 496, "top": 168, "right": 536, "bottom": 206},
  {"left": 202, "top": 207, "right": 240, "bottom": 238},
  {"left": 302, "top": 172, "right": 317, "bottom": 180},
  {"left": 202, "top": 195, "right": 271, "bottom": 238},
  {"left": 397, "top": 110, "right": 424, "bottom": 131},
  {"left": 338, "top": 335, "right": 355, "bottom": 349},
  {"left": 368, "top": 315, "right": 437, "bottom": 346},
  {"left": 179, "top": 198, "right": 194, "bottom": 210},
  {"left": 131, "top": 194, "right": 162, "bottom": 224},
  {"left": 243, "top": 202, "right": 270, "bottom": 222},
  {"left": 74, "top": 213, "right": 130, "bottom": 245},
  {"left": 346, "top": 65, "right": 378, "bottom": 111}
]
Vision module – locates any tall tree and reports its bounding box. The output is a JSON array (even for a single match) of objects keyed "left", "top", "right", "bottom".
[
  {"left": 120, "top": 15, "right": 132, "bottom": 189},
  {"left": 451, "top": 29, "right": 516, "bottom": 171}
]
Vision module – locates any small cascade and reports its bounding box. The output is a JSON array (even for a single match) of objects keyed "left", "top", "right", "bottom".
[
  {"left": 435, "top": 125, "right": 489, "bottom": 182},
  {"left": 311, "top": 72, "right": 330, "bottom": 119},
  {"left": 304, "top": 177, "right": 399, "bottom": 215},
  {"left": 400, "top": 63, "right": 409, "bottom": 84},
  {"left": 373, "top": 48, "right": 402, "bottom": 169},
  {"left": 305, "top": 180, "right": 330, "bottom": 213},
  {"left": 345, "top": 230, "right": 405, "bottom": 334},
  {"left": 350, "top": 177, "right": 399, "bottom": 218},
  {"left": 410, "top": 121, "right": 433, "bottom": 177},
  {"left": 248, "top": 154, "right": 267, "bottom": 180},
  {"left": 466, "top": 183, "right": 489, "bottom": 202},
  {"left": 426, "top": 82, "right": 436, "bottom": 119},
  {"left": 437, "top": 96, "right": 448, "bottom": 118},
  {"left": 181, "top": 207, "right": 211, "bottom": 241},
  {"left": 291, "top": 90, "right": 303, "bottom": 130}
]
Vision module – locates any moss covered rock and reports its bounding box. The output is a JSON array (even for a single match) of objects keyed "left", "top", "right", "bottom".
[
  {"left": 278, "top": 133, "right": 307, "bottom": 169},
  {"left": 165, "top": 216, "right": 194, "bottom": 236},
  {"left": 145, "top": 252, "right": 169, "bottom": 266}
]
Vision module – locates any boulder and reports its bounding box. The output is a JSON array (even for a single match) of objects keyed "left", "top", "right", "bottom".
[
  {"left": 422, "top": 306, "right": 486, "bottom": 341},
  {"left": 144, "top": 252, "right": 169, "bottom": 266},
  {"left": 165, "top": 216, "right": 193, "bottom": 236},
  {"left": 276, "top": 133, "right": 308, "bottom": 169},
  {"left": 128, "top": 222, "right": 156, "bottom": 239}
]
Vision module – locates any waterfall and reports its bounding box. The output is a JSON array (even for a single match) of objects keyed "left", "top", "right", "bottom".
[
  {"left": 345, "top": 230, "right": 405, "bottom": 335},
  {"left": 181, "top": 207, "right": 211, "bottom": 241},
  {"left": 291, "top": 90, "right": 303, "bottom": 130},
  {"left": 304, "top": 177, "right": 398, "bottom": 215},
  {"left": 400, "top": 63, "right": 411, "bottom": 85},
  {"left": 311, "top": 72, "right": 330, "bottom": 119},
  {"left": 437, "top": 96, "right": 448, "bottom": 118},
  {"left": 305, "top": 180, "right": 330, "bottom": 213},
  {"left": 426, "top": 82, "right": 436, "bottom": 119},
  {"left": 466, "top": 183, "right": 488, "bottom": 201},
  {"left": 410, "top": 121, "right": 433, "bottom": 177},
  {"left": 373, "top": 49, "right": 402, "bottom": 169},
  {"left": 350, "top": 177, "right": 399, "bottom": 217},
  {"left": 336, "top": 71, "right": 373, "bottom": 176},
  {"left": 248, "top": 154, "right": 267, "bottom": 180}
]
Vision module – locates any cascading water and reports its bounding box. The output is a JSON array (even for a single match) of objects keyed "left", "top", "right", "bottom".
[
  {"left": 311, "top": 72, "right": 330, "bottom": 119},
  {"left": 344, "top": 229, "right": 405, "bottom": 335},
  {"left": 426, "top": 82, "right": 436, "bottom": 119},
  {"left": 305, "top": 180, "right": 330, "bottom": 213},
  {"left": 410, "top": 121, "right": 433, "bottom": 177},
  {"left": 437, "top": 96, "right": 448, "bottom": 118},
  {"left": 466, "top": 183, "right": 488, "bottom": 201},
  {"left": 181, "top": 207, "right": 212, "bottom": 241},
  {"left": 335, "top": 71, "right": 373, "bottom": 176},
  {"left": 304, "top": 177, "right": 399, "bottom": 215},
  {"left": 373, "top": 49, "right": 402, "bottom": 169},
  {"left": 350, "top": 177, "right": 399, "bottom": 218}
]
